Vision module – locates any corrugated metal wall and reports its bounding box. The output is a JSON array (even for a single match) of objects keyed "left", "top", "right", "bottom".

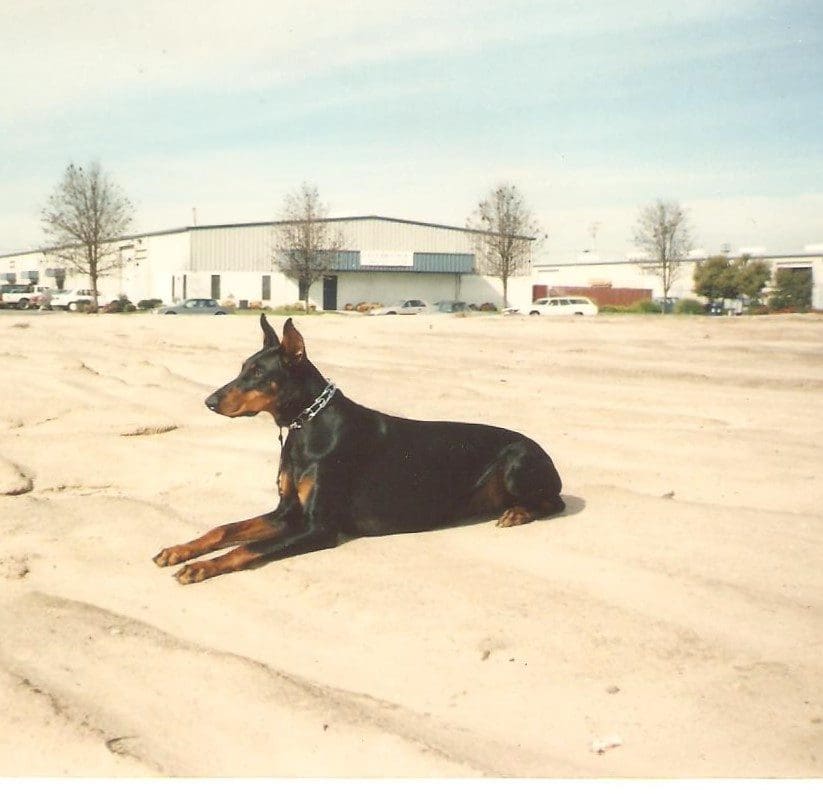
[
  {"left": 190, "top": 225, "right": 273, "bottom": 272},
  {"left": 189, "top": 219, "right": 480, "bottom": 273},
  {"left": 334, "top": 218, "right": 477, "bottom": 252}
]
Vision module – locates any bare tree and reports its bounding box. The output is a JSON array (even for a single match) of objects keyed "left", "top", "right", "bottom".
[
  {"left": 41, "top": 162, "right": 134, "bottom": 312},
  {"left": 469, "top": 183, "right": 543, "bottom": 308},
  {"left": 273, "top": 183, "right": 345, "bottom": 313},
  {"left": 632, "top": 199, "right": 693, "bottom": 311}
]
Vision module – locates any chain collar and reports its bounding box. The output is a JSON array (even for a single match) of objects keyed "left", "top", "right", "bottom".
[{"left": 288, "top": 381, "right": 337, "bottom": 430}]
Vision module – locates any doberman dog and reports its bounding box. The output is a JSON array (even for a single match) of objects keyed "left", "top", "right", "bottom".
[{"left": 153, "top": 315, "right": 565, "bottom": 584}]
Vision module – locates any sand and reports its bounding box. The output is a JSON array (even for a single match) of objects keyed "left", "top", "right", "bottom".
[{"left": 0, "top": 309, "right": 821, "bottom": 778}]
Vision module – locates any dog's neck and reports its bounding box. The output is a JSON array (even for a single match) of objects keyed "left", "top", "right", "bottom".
[
  {"left": 278, "top": 360, "right": 337, "bottom": 429},
  {"left": 288, "top": 380, "right": 337, "bottom": 430}
]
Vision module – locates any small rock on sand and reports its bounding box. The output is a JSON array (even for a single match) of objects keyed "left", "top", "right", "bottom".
[{"left": 0, "top": 458, "right": 33, "bottom": 496}]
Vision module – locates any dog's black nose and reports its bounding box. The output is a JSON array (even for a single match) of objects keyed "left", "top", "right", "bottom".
[{"left": 205, "top": 392, "right": 220, "bottom": 412}]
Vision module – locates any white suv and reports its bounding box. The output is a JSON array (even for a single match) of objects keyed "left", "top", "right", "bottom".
[
  {"left": 369, "top": 298, "right": 430, "bottom": 315},
  {"left": 525, "top": 296, "right": 599, "bottom": 317},
  {"left": 50, "top": 288, "right": 111, "bottom": 311}
]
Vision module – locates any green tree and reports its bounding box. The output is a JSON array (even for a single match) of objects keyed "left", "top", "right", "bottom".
[
  {"left": 694, "top": 255, "right": 772, "bottom": 305},
  {"left": 693, "top": 256, "right": 739, "bottom": 302},
  {"left": 736, "top": 257, "right": 771, "bottom": 303},
  {"left": 769, "top": 268, "right": 812, "bottom": 311}
]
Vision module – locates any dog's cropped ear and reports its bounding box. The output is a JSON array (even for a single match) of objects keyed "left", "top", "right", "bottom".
[
  {"left": 281, "top": 318, "right": 305, "bottom": 364},
  {"left": 260, "top": 313, "right": 280, "bottom": 348}
]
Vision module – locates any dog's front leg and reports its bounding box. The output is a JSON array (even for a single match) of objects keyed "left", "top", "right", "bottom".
[
  {"left": 173, "top": 471, "right": 341, "bottom": 584},
  {"left": 173, "top": 518, "right": 336, "bottom": 584},
  {"left": 153, "top": 499, "right": 299, "bottom": 568}
]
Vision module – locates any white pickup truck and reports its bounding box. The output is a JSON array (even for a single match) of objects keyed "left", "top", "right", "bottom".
[
  {"left": 2, "top": 285, "right": 115, "bottom": 311},
  {"left": 0, "top": 284, "right": 41, "bottom": 309}
]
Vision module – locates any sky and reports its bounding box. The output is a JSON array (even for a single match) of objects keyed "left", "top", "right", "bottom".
[{"left": 1, "top": 0, "right": 822, "bottom": 262}]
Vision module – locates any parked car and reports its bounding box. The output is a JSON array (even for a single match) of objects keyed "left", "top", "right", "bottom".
[
  {"left": 30, "top": 287, "right": 56, "bottom": 309},
  {"left": 157, "top": 298, "right": 234, "bottom": 315},
  {"left": 706, "top": 299, "right": 743, "bottom": 316},
  {"left": 28, "top": 288, "right": 123, "bottom": 311},
  {"left": 653, "top": 297, "right": 678, "bottom": 313},
  {"left": 519, "top": 296, "right": 599, "bottom": 317},
  {"left": 0, "top": 284, "right": 38, "bottom": 309},
  {"left": 369, "top": 298, "right": 430, "bottom": 315},
  {"left": 45, "top": 288, "right": 109, "bottom": 311},
  {"left": 434, "top": 300, "right": 469, "bottom": 313}
]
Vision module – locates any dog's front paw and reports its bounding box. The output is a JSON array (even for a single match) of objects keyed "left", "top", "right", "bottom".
[
  {"left": 175, "top": 562, "right": 211, "bottom": 585},
  {"left": 496, "top": 506, "right": 534, "bottom": 527},
  {"left": 153, "top": 546, "right": 187, "bottom": 567}
]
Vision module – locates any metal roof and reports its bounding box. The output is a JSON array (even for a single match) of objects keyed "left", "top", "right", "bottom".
[{"left": 0, "top": 214, "right": 535, "bottom": 259}]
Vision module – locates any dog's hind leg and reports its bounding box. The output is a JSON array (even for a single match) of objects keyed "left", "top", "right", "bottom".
[{"left": 494, "top": 440, "right": 565, "bottom": 528}]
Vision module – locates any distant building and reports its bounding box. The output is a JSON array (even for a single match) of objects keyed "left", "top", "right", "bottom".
[
  {"left": 0, "top": 216, "right": 537, "bottom": 309},
  {"left": 534, "top": 250, "right": 823, "bottom": 310}
]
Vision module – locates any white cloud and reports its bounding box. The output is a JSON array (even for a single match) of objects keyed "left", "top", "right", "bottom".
[
  {"left": 1, "top": 1, "right": 516, "bottom": 120},
  {"left": 2, "top": 0, "right": 766, "bottom": 120}
]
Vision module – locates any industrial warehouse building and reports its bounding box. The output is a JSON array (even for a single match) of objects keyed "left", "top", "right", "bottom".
[
  {"left": 1, "top": 214, "right": 821, "bottom": 310},
  {"left": 0, "top": 216, "right": 536, "bottom": 310},
  {"left": 534, "top": 248, "right": 823, "bottom": 310}
]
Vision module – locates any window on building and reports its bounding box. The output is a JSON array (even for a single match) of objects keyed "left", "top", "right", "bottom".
[
  {"left": 211, "top": 274, "right": 221, "bottom": 300},
  {"left": 262, "top": 275, "right": 271, "bottom": 301}
]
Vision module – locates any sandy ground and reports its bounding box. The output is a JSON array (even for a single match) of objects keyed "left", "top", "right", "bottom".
[{"left": 0, "top": 309, "right": 821, "bottom": 778}]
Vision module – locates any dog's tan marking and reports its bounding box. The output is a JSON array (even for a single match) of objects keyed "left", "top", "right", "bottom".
[
  {"left": 496, "top": 506, "right": 534, "bottom": 527},
  {"left": 297, "top": 475, "right": 315, "bottom": 507},
  {"left": 153, "top": 516, "right": 282, "bottom": 566},
  {"left": 175, "top": 544, "right": 264, "bottom": 585},
  {"left": 278, "top": 470, "right": 294, "bottom": 498},
  {"left": 217, "top": 386, "right": 276, "bottom": 417},
  {"left": 467, "top": 469, "right": 509, "bottom": 515}
]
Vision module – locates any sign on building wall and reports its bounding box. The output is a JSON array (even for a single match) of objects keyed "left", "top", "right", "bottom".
[{"left": 360, "top": 250, "right": 414, "bottom": 268}]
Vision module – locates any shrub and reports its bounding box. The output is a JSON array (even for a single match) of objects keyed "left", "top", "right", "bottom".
[
  {"left": 674, "top": 298, "right": 704, "bottom": 315},
  {"left": 137, "top": 298, "right": 163, "bottom": 310},
  {"left": 103, "top": 298, "right": 136, "bottom": 313},
  {"left": 272, "top": 302, "right": 317, "bottom": 313},
  {"left": 769, "top": 268, "right": 812, "bottom": 311},
  {"left": 634, "top": 299, "right": 662, "bottom": 314},
  {"left": 355, "top": 301, "right": 382, "bottom": 313}
]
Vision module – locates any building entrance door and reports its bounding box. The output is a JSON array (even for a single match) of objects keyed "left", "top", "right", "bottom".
[{"left": 323, "top": 275, "right": 338, "bottom": 311}]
